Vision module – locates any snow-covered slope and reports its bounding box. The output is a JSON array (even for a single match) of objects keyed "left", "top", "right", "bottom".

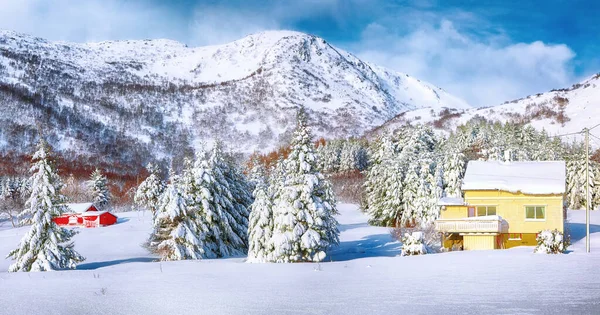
[
  {"left": 0, "top": 30, "right": 469, "bottom": 169},
  {"left": 375, "top": 74, "right": 600, "bottom": 141},
  {"left": 1, "top": 205, "right": 599, "bottom": 315}
]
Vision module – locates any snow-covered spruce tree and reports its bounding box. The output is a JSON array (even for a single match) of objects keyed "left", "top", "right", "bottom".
[
  {"left": 566, "top": 157, "right": 584, "bottom": 210},
  {"left": 148, "top": 174, "right": 207, "bottom": 261},
  {"left": 7, "top": 139, "right": 84, "bottom": 272},
  {"left": 181, "top": 148, "right": 247, "bottom": 258},
  {"left": 247, "top": 154, "right": 266, "bottom": 188},
  {"left": 401, "top": 161, "right": 420, "bottom": 227},
  {"left": 363, "top": 135, "right": 404, "bottom": 226},
  {"left": 365, "top": 157, "right": 404, "bottom": 227},
  {"left": 87, "top": 168, "right": 111, "bottom": 209},
  {"left": 442, "top": 152, "right": 466, "bottom": 198},
  {"left": 415, "top": 159, "right": 443, "bottom": 226},
  {"left": 270, "top": 108, "right": 339, "bottom": 263},
  {"left": 209, "top": 143, "right": 251, "bottom": 253},
  {"left": 179, "top": 158, "right": 218, "bottom": 258},
  {"left": 318, "top": 140, "right": 342, "bottom": 173},
  {"left": 134, "top": 163, "right": 165, "bottom": 216},
  {"left": 247, "top": 173, "right": 274, "bottom": 263},
  {"left": 566, "top": 155, "right": 600, "bottom": 210}
]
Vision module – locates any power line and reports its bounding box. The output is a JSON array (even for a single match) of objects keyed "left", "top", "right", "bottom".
[
  {"left": 550, "top": 130, "right": 584, "bottom": 138},
  {"left": 589, "top": 122, "right": 600, "bottom": 132}
]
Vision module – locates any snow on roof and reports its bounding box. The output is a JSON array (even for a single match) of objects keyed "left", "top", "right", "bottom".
[
  {"left": 462, "top": 161, "right": 566, "bottom": 195},
  {"left": 438, "top": 197, "right": 465, "bottom": 206},
  {"left": 80, "top": 211, "right": 114, "bottom": 217},
  {"left": 65, "top": 203, "right": 95, "bottom": 213}
]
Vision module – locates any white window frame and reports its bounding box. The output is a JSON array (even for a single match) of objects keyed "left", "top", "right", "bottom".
[
  {"left": 475, "top": 205, "right": 497, "bottom": 217},
  {"left": 525, "top": 205, "right": 546, "bottom": 221},
  {"left": 507, "top": 233, "right": 522, "bottom": 240}
]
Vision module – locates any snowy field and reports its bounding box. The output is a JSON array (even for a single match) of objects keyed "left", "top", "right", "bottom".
[{"left": 1, "top": 204, "right": 599, "bottom": 315}]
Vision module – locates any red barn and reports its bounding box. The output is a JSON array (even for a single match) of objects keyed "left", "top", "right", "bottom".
[{"left": 53, "top": 203, "right": 118, "bottom": 228}]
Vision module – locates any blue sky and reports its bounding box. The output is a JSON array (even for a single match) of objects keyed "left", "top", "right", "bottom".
[{"left": 1, "top": 0, "right": 599, "bottom": 106}]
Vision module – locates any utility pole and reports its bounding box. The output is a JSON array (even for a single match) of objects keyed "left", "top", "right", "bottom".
[{"left": 585, "top": 128, "right": 590, "bottom": 253}]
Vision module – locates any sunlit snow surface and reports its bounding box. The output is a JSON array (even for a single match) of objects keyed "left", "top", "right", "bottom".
[{"left": 1, "top": 205, "right": 599, "bottom": 314}]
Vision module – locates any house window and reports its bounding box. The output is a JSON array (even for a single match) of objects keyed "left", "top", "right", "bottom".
[
  {"left": 476, "top": 206, "right": 497, "bottom": 216},
  {"left": 526, "top": 206, "right": 545, "bottom": 220}
]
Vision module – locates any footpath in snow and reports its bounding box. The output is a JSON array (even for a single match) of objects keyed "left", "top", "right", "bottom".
[{"left": 0, "top": 204, "right": 599, "bottom": 315}]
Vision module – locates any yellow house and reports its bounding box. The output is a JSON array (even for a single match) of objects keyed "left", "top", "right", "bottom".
[{"left": 435, "top": 161, "right": 566, "bottom": 250}]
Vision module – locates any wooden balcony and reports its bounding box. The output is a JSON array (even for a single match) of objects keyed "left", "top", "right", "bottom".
[{"left": 435, "top": 218, "right": 509, "bottom": 234}]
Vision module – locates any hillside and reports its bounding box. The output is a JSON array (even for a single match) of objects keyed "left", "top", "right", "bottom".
[
  {"left": 0, "top": 30, "right": 469, "bottom": 174},
  {"left": 374, "top": 74, "right": 600, "bottom": 141}
]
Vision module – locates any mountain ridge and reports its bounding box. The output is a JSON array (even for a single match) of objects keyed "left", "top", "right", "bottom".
[
  {"left": 0, "top": 29, "right": 469, "bottom": 171},
  {"left": 373, "top": 73, "right": 600, "bottom": 144}
]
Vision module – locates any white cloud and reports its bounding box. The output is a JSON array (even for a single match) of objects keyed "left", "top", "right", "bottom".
[
  {"left": 188, "top": 6, "right": 279, "bottom": 46},
  {"left": 0, "top": 1, "right": 579, "bottom": 107},
  {"left": 0, "top": 0, "right": 185, "bottom": 43},
  {"left": 355, "top": 20, "right": 576, "bottom": 107}
]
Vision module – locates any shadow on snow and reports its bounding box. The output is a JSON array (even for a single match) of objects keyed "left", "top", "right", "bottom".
[
  {"left": 567, "top": 222, "right": 600, "bottom": 243},
  {"left": 77, "top": 257, "right": 155, "bottom": 270},
  {"left": 116, "top": 217, "right": 130, "bottom": 224},
  {"left": 329, "top": 234, "right": 402, "bottom": 262}
]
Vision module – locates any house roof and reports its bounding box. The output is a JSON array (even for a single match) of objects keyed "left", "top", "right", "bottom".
[
  {"left": 65, "top": 203, "right": 95, "bottom": 213},
  {"left": 438, "top": 197, "right": 465, "bottom": 206},
  {"left": 80, "top": 211, "right": 116, "bottom": 217},
  {"left": 462, "top": 161, "right": 566, "bottom": 195}
]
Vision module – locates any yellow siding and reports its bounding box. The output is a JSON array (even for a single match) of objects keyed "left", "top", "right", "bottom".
[
  {"left": 439, "top": 205, "right": 468, "bottom": 219},
  {"left": 463, "top": 234, "right": 496, "bottom": 250},
  {"left": 501, "top": 233, "right": 537, "bottom": 248},
  {"left": 463, "top": 190, "right": 564, "bottom": 234}
]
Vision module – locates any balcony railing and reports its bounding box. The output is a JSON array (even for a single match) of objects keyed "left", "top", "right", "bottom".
[{"left": 435, "top": 218, "right": 508, "bottom": 234}]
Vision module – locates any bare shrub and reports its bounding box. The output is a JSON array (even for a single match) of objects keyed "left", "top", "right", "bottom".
[
  {"left": 432, "top": 109, "right": 462, "bottom": 130},
  {"left": 330, "top": 171, "right": 365, "bottom": 204}
]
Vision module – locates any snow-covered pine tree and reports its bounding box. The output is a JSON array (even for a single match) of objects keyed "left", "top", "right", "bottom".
[
  {"left": 179, "top": 158, "right": 218, "bottom": 258},
  {"left": 247, "top": 154, "right": 266, "bottom": 188},
  {"left": 442, "top": 152, "right": 466, "bottom": 198},
  {"left": 270, "top": 108, "right": 339, "bottom": 262},
  {"left": 365, "top": 157, "right": 404, "bottom": 227},
  {"left": 566, "top": 157, "right": 584, "bottom": 210},
  {"left": 208, "top": 143, "right": 251, "bottom": 253},
  {"left": 339, "top": 141, "right": 356, "bottom": 173},
  {"left": 566, "top": 155, "right": 600, "bottom": 210},
  {"left": 247, "top": 171, "right": 274, "bottom": 263},
  {"left": 7, "top": 139, "right": 84, "bottom": 272},
  {"left": 148, "top": 173, "right": 207, "bottom": 261},
  {"left": 401, "top": 160, "right": 420, "bottom": 227},
  {"left": 134, "top": 163, "right": 165, "bottom": 216},
  {"left": 320, "top": 140, "right": 342, "bottom": 173},
  {"left": 87, "top": 168, "right": 111, "bottom": 209},
  {"left": 363, "top": 135, "right": 404, "bottom": 226},
  {"left": 414, "top": 158, "right": 443, "bottom": 226}
]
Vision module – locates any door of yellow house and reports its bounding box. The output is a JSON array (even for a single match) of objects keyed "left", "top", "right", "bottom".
[{"left": 462, "top": 234, "right": 497, "bottom": 250}]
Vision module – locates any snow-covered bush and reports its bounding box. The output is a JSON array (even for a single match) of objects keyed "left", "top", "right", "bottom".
[
  {"left": 401, "top": 232, "right": 428, "bottom": 256},
  {"left": 534, "top": 229, "right": 568, "bottom": 254}
]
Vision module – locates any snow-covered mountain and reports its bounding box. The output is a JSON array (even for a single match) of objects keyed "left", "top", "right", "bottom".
[
  {"left": 0, "top": 29, "right": 469, "bottom": 170},
  {"left": 374, "top": 73, "right": 600, "bottom": 142}
]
